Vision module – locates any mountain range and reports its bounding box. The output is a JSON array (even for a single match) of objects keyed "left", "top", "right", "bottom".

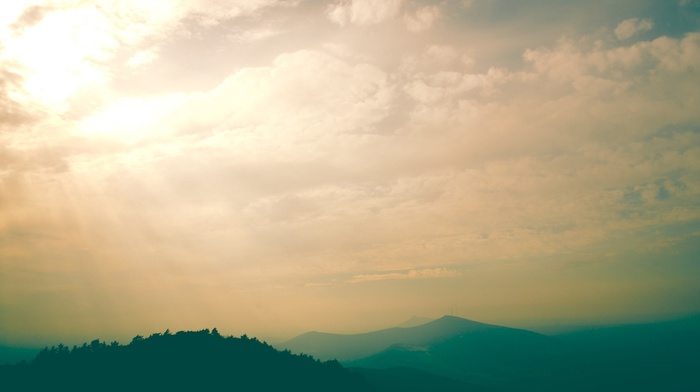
[
  {"left": 281, "top": 314, "right": 700, "bottom": 391},
  {"left": 2, "top": 315, "right": 699, "bottom": 391}
]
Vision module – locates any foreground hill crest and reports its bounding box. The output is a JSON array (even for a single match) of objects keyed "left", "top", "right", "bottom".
[{"left": 0, "top": 328, "right": 368, "bottom": 392}]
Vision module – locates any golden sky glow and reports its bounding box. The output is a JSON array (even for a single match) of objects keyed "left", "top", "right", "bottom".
[{"left": 1, "top": 0, "right": 700, "bottom": 346}]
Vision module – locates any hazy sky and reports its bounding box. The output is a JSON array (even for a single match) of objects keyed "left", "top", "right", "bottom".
[{"left": 1, "top": 0, "right": 700, "bottom": 346}]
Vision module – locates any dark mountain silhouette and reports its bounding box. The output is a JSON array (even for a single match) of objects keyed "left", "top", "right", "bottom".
[
  {"left": 282, "top": 315, "right": 562, "bottom": 389},
  {"left": 0, "top": 344, "right": 39, "bottom": 365},
  {"left": 343, "top": 316, "right": 561, "bottom": 388},
  {"left": 350, "top": 366, "right": 496, "bottom": 392},
  {"left": 0, "top": 328, "right": 370, "bottom": 392},
  {"left": 284, "top": 314, "right": 700, "bottom": 391},
  {"left": 544, "top": 314, "right": 700, "bottom": 392},
  {"left": 394, "top": 316, "right": 434, "bottom": 328},
  {"left": 282, "top": 315, "right": 526, "bottom": 361},
  {"left": 3, "top": 315, "right": 699, "bottom": 391}
]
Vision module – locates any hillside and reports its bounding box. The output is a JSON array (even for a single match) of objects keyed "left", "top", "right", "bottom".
[
  {"left": 283, "top": 314, "right": 700, "bottom": 391},
  {"left": 545, "top": 315, "right": 700, "bottom": 391},
  {"left": 0, "top": 344, "right": 39, "bottom": 365},
  {"left": 394, "top": 316, "right": 434, "bottom": 328},
  {"left": 350, "top": 366, "right": 496, "bottom": 392},
  {"left": 0, "top": 329, "right": 370, "bottom": 392},
  {"left": 3, "top": 316, "right": 699, "bottom": 391},
  {"left": 282, "top": 315, "right": 561, "bottom": 388},
  {"left": 282, "top": 315, "right": 516, "bottom": 361},
  {"left": 343, "top": 316, "right": 561, "bottom": 387}
]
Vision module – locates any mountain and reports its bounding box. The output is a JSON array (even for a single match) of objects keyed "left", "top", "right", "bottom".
[
  {"left": 0, "top": 329, "right": 371, "bottom": 392},
  {"left": 545, "top": 314, "right": 700, "bottom": 392},
  {"left": 282, "top": 315, "right": 554, "bottom": 362},
  {"left": 281, "top": 315, "right": 563, "bottom": 389},
  {"left": 4, "top": 315, "right": 699, "bottom": 391},
  {"left": 394, "top": 316, "right": 434, "bottom": 328},
  {"left": 283, "top": 314, "right": 700, "bottom": 391},
  {"left": 0, "top": 344, "right": 39, "bottom": 365},
  {"left": 343, "top": 315, "right": 700, "bottom": 391},
  {"left": 350, "top": 366, "right": 496, "bottom": 392},
  {"left": 345, "top": 316, "right": 562, "bottom": 388}
]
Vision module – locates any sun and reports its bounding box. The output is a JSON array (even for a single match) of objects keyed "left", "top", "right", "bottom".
[{"left": 3, "top": 5, "right": 115, "bottom": 110}]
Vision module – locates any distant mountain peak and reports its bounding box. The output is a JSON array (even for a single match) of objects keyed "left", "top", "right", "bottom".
[
  {"left": 429, "top": 315, "right": 492, "bottom": 327},
  {"left": 437, "top": 314, "right": 476, "bottom": 321},
  {"left": 395, "top": 316, "right": 434, "bottom": 328},
  {"left": 281, "top": 314, "right": 523, "bottom": 362}
]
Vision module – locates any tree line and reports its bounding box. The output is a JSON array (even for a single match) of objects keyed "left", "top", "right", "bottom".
[{"left": 0, "top": 328, "right": 370, "bottom": 392}]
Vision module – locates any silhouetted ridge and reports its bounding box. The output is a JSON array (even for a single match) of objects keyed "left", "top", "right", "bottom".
[
  {"left": 282, "top": 315, "right": 563, "bottom": 389},
  {"left": 282, "top": 315, "right": 515, "bottom": 361},
  {"left": 0, "top": 328, "right": 369, "bottom": 392},
  {"left": 394, "top": 316, "right": 433, "bottom": 328},
  {"left": 421, "top": 315, "right": 496, "bottom": 332}
]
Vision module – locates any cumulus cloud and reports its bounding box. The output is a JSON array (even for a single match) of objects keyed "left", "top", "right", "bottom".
[
  {"left": 404, "top": 5, "right": 441, "bottom": 32},
  {"left": 56, "top": 30, "right": 700, "bottom": 274},
  {"left": 615, "top": 18, "right": 654, "bottom": 40},
  {"left": 229, "top": 27, "right": 283, "bottom": 42},
  {"left": 327, "top": 0, "right": 403, "bottom": 25},
  {"left": 79, "top": 49, "right": 393, "bottom": 147},
  {"left": 0, "top": 1, "right": 296, "bottom": 111},
  {"left": 2, "top": 1, "right": 700, "bottom": 340},
  {"left": 183, "top": 0, "right": 300, "bottom": 26},
  {"left": 126, "top": 49, "right": 159, "bottom": 68},
  {"left": 0, "top": 67, "right": 33, "bottom": 129}
]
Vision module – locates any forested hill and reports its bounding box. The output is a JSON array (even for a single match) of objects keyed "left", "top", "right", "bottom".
[{"left": 0, "top": 329, "right": 370, "bottom": 392}]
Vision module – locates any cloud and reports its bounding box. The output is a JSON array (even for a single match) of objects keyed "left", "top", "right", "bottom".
[
  {"left": 183, "top": 0, "right": 300, "bottom": 26},
  {"left": 229, "top": 27, "right": 283, "bottom": 42},
  {"left": 78, "top": 48, "right": 393, "bottom": 146},
  {"left": 49, "top": 31, "right": 700, "bottom": 274},
  {"left": 8, "top": 4, "right": 53, "bottom": 32},
  {"left": 404, "top": 5, "right": 441, "bottom": 32},
  {"left": 327, "top": 0, "right": 403, "bottom": 26},
  {"left": 126, "top": 49, "right": 159, "bottom": 68},
  {"left": 2, "top": 1, "right": 700, "bottom": 340},
  {"left": 615, "top": 18, "right": 653, "bottom": 40},
  {"left": 0, "top": 67, "right": 34, "bottom": 129},
  {"left": 349, "top": 268, "right": 460, "bottom": 283},
  {"left": 0, "top": 1, "right": 297, "bottom": 111}
]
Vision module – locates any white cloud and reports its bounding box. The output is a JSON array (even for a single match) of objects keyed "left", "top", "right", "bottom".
[
  {"left": 183, "top": 0, "right": 299, "bottom": 26},
  {"left": 349, "top": 268, "right": 460, "bottom": 283},
  {"left": 126, "top": 49, "right": 159, "bottom": 68},
  {"left": 1, "top": 5, "right": 115, "bottom": 108},
  {"left": 615, "top": 18, "right": 653, "bottom": 40},
  {"left": 327, "top": 0, "right": 403, "bottom": 26},
  {"left": 78, "top": 48, "right": 394, "bottom": 153},
  {"left": 79, "top": 93, "right": 189, "bottom": 142},
  {"left": 229, "top": 27, "right": 283, "bottom": 42},
  {"left": 3, "top": 2, "right": 700, "bottom": 339},
  {"left": 193, "top": 49, "right": 393, "bottom": 141},
  {"left": 0, "top": 1, "right": 296, "bottom": 111},
  {"left": 404, "top": 5, "right": 441, "bottom": 32},
  {"left": 9, "top": 23, "right": 700, "bottom": 277}
]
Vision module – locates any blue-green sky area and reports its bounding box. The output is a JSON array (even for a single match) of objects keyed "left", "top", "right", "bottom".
[{"left": 1, "top": 0, "right": 699, "bottom": 346}]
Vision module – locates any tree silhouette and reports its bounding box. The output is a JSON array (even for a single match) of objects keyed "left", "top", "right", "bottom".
[{"left": 0, "top": 328, "right": 372, "bottom": 392}]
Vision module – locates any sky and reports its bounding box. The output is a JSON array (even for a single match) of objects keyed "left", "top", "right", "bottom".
[{"left": 1, "top": 0, "right": 700, "bottom": 346}]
